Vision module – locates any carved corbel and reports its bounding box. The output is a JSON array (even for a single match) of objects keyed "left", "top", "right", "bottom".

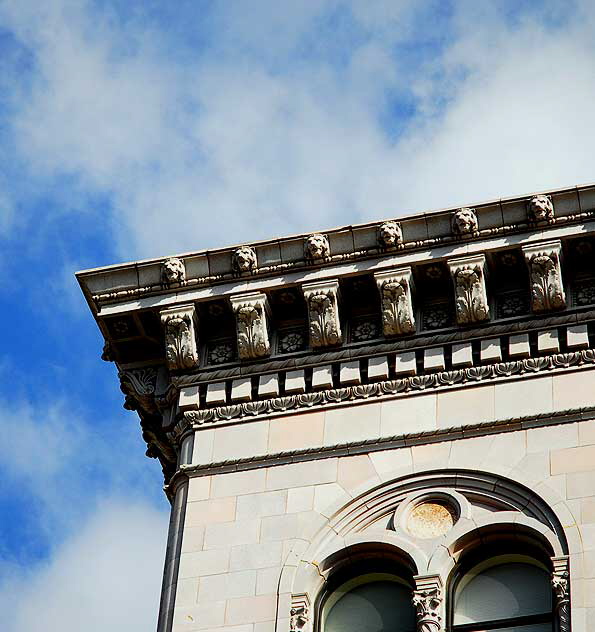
[
  {"left": 160, "top": 304, "right": 199, "bottom": 370},
  {"left": 374, "top": 267, "right": 415, "bottom": 336},
  {"left": 302, "top": 280, "right": 342, "bottom": 348},
  {"left": 412, "top": 575, "right": 444, "bottom": 632},
  {"left": 522, "top": 240, "right": 566, "bottom": 313},
  {"left": 447, "top": 254, "right": 490, "bottom": 325},
  {"left": 552, "top": 556, "right": 570, "bottom": 632},
  {"left": 229, "top": 291, "right": 271, "bottom": 360},
  {"left": 290, "top": 594, "right": 310, "bottom": 632}
]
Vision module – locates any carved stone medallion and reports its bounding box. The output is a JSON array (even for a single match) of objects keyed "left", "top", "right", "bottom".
[
  {"left": 452, "top": 207, "right": 479, "bottom": 238},
  {"left": 378, "top": 221, "right": 404, "bottom": 250},
  {"left": 407, "top": 502, "right": 456, "bottom": 539},
  {"left": 448, "top": 254, "right": 490, "bottom": 325},
  {"left": 160, "top": 305, "right": 199, "bottom": 370},
  {"left": 232, "top": 245, "right": 257, "bottom": 275},
  {"left": 230, "top": 292, "right": 271, "bottom": 360},
  {"left": 522, "top": 241, "right": 566, "bottom": 312},
  {"left": 304, "top": 233, "right": 330, "bottom": 263},
  {"left": 374, "top": 268, "right": 415, "bottom": 336},
  {"left": 302, "top": 280, "right": 342, "bottom": 348}
]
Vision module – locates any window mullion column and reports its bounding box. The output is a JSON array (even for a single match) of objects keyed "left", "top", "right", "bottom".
[
  {"left": 552, "top": 556, "right": 570, "bottom": 632},
  {"left": 412, "top": 574, "right": 445, "bottom": 632}
]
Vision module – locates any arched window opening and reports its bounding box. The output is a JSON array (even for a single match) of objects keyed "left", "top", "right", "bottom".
[{"left": 452, "top": 555, "right": 553, "bottom": 632}]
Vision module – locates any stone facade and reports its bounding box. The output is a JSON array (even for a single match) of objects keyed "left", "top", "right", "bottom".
[{"left": 77, "top": 184, "right": 595, "bottom": 632}]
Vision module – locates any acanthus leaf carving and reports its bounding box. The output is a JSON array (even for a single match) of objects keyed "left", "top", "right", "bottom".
[
  {"left": 452, "top": 207, "right": 479, "bottom": 238},
  {"left": 552, "top": 556, "right": 570, "bottom": 632},
  {"left": 160, "top": 304, "right": 199, "bottom": 370},
  {"left": 448, "top": 254, "right": 490, "bottom": 325},
  {"left": 375, "top": 267, "right": 416, "bottom": 336},
  {"left": 304, "top": 233, "right": 330, "bottom": 263},
  {"left": 302, "top": 280, "right": 342, "bottom": 348},
  {"left": 523, "top": 241, "right": 566, "bottom": 313},
  {"left": 528, "top": 194, "right": 555, "bottom": 224},
  {"left": 378, "top": 221, "right": 404, "bottom": 250},
  {"left": 230, "top": 292, "right": 271, "bottom": 360},
  {"left": 412, "top": 576, "right": 443, "bottom": 632},
  {"left": 232, "top": 245, "right": 257, "bottom": 275}
]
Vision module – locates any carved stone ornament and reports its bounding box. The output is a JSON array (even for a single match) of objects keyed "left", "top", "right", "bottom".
[
  {"left": 302, "top": 280, "right": 342, "bottom": 348},
  {"left": 452, "top": 207, "right": 479, "bottom": 238},
  {"left": 378, "top": 221, "right": 404, "bottom": 250},
  {"left": 523, "top": 241, "right": 566, "bottom": 313},
  {"left": 304, "top": 233, "right": 330, "bottom": 263},
  {"left": 161, "top": 257, "right": 186, "bottom": 285},
  {"left": 232, "top": 245, "right": 257, "bottom": 275},
  {"left": 412, "top": 576, "right": 443, "bottom": 632},
  {"left": 160, "top": 304, "right": 199, "bottom": 370},
  {"left": 230, "top": 292, "right": 271, "bottom": 360},
  {"left": 552, "top": 556, "right": 570, "bottom": 632},
  {"left": 528, "top": 194, "right": 555, "bottom": 224},
  {"left": 374, "top": 268, "right": 415, "bottom": 336},
  {"left": 448, "top": 254, "right": 490, "bottom": 325},
  {"left": 101, "top": 340, "right": 114, "bottom": 362},
  {"left": 290, "top": 594, "right": 310, "bottom": 632}
]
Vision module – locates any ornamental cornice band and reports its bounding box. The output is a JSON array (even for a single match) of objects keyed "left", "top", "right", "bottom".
[
  {"left": 302, "top": 279, "right": 342, "bottom": 348},
  {"left": 230, "top": 292, "right": 270, "bottom": 360},
  {"left": 160, "top": 304, "right": 199, "bottom": 370},
  {"left": 522, "top": 240, "right": 566, "bottom": 313},
  {"left": 374, "top": 267, "right": 415, "bottom": 336},
  {"left": 448, "top": 254, "right": 489, "bottom": 325}
]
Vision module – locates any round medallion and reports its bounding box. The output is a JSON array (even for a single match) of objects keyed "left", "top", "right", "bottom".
[{"left": 406, "top": 501, "right": 457, "bottom": 539}]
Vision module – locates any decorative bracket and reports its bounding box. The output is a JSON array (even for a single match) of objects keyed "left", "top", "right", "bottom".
[
  {"left": 522, "top": 240, "right": 566, "bottom": 313},
  {"left": 412, "top": 575, "right": 444, "bottom": 632},
  {"left": 290, "top": 594, "right": 310, "bottom": 632},
  {"left": 447, "top": 254, "right": 490, "bottom": 325},
  {"left": 552, "top": 556, "right": 570, "bottom": 632},
  {"left": 229, "top": 291, "right": 271, "bottom": 360},
  {"left": 302, "top": 280, "right": 342, "bottom": 348},
  {"left": 374, "top": 267, "right": 416, "bottom": 336},
  {"left": 160, "top": 304, "right": 199, "bottom": 370}
]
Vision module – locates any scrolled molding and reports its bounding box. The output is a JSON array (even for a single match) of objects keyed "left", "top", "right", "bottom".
[
  {"left": 302, "top": 279, "right": 342, "bottom": 348},
  {"left": 552, "top": 556, "right": 570, "bottom": 632},
  {"left": 378, "top": 220, "right": 404, "bottom": 250},
  {"left": 447, "top": 254, "right": 490, "bottom": 325},
  {"left": 412, "top": 575, "right": 444, "bottom": 632},
  {"left": 374, "top": 267, "right": 416, "bottom": 336},
  {"left": 452, "top": 207, "right": 479, "bottom": 238},
  {"left": 232, "top": 245, "right": 257, "bottom": 275},
  {"left": 528, "top": 194, "right": 555, "bottom": 224},
  {"left": 160, "top": 304, "right": 199, "bottom": 370},
  {"left": 229, "top": 291, "right": 271, "bottom": 360},
  {"left": 522, "top": 240, "right": 566, "bottom": 313},
  {"left": 304, "top": 233, "right": 330, "bottom": 263}
]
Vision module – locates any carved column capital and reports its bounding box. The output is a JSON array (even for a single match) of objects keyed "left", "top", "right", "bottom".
[
  {"left": 290, "top": 593, "right": 310, "bottom": 632},
  {"left": 447, "top": 254, "right": 490, "bottom": 325},
  {"left": 522, "top": 240, "right": 566, "bottom": 313},
  {"left": 552, "top": 556, "right": 570, "bottom": 632},
  {"left": 412, "top": 575, "right": 444, "bottom": 632},
  {"left": 229, "top": 291, "right": 271, "bottom": 360},
  {"left": 302, "top": 280, "right": 342, "bottom": 348},
  {"left": 160, "top": 304, "right": 199, "bottom": 371},
  {"left": 374, "top": 267, "right": 416, "bottom": 336}
]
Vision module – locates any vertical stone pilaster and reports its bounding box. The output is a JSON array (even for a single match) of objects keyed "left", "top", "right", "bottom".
[
  {"left": 447, "top": 254, "right": 490, "bottom": 325},
  {"left": 302, "top": 280, "right": 342, "bottom": 348},
  {"left": 552, "top": 556, "right": 570, "bottom": 632},
  {"left": 413, "top": 575, "right": 444, "bottom": 632},
  {"left": 160, "top": 304, "right": 199, "bottom": 370},
  {"left": 374, "top": 267, "right": 416, "bottom": 336},
  {"left": 230, "top": 291, "right": 271, "bottom": 360},
  {"left": 522, "top": 240, "right": 566, "bottom": 313}
]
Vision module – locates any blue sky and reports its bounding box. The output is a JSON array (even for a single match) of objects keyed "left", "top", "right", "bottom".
[{"left": 1, "top": 1, "right": 595, "bottom": 629}]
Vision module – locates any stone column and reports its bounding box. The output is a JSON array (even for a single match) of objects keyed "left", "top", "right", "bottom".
[
  {"left": 230, "top": 291, "right": 271, "bottom": 360},
  {"left": 522, "top": 240, "right": 566, "bottom": 313},
  {"left": 447, "top": 254, "right": 490, "bottom": 325},
  {"left": 160, "top": 304, "right": 199, "bottom": 370},
  {"left": 552, "top": 556, "right": 570, "bottom": 632},
  {"left": 302, "top": 280, "right": 342, "bottom": 348},
  {"left": 374, "top": 267, "right": 416, "bottom": 336},
  {"left": 412, "top": 575, "right": 444, "bottom": 632}
]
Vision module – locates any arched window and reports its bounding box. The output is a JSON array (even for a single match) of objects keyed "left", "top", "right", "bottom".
[
  {"left": 322, "top": 573, "right": 416, "bottom": 632},
  {"left": 452, "top": 555, "right": 553, "bottom": 632}
]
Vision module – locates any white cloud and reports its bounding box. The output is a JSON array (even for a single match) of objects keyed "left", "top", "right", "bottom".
[{"left": 0, "top": 499, "right": 167, "bottom": 632}]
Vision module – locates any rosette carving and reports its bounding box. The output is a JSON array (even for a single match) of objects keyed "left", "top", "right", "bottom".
[
  {"left": 302, "top": 280, "right": 342, "bottom": 348},
  {"left": 232, "top": 245, "right": 257, "bottom": 275},
  {"left": 452, "top": 207, "right": 479, "bottom": 237},
  {"left": 161, "top": 257, "right": 185, "bottom": 285},
  {"left": 523, "top": 241, "right": 566, "bottom": 312},
  {"left": 413, "top": 576, "right": 443, "bottom": 632},
  {"left": 528, "top": 194, "right": 554, "bottom": 224},
  {"left": 304, "top": 233, "right": 330, "bottom": 263},
  {"left": 230, "top": 292, "right": 270, "bottom": 360},
  {"left": 160, "top": 305, "right": 199, "bottom": 370},
  {"left": 378, "top": 221, "right": 404, "bottom": 250},
  {"left": 374, "top": 267, "right": 415, "bottom": 336},
  {"left": 448, "top": 254, "right": 490, "bottom": 325},
  {"left": 552, "top": 557, "right": 570, "bottom": 632}
]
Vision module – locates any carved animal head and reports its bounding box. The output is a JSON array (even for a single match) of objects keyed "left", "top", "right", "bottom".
[
  {"left": 161, "top": 257, "right": 185, "bottom": 284},
  {"left": 452, "top": 208, "right": 478, "bottom": 237},
  {"left": 528, "top": 195, "right": 554, "bottom": 223},
  {"left": 232, "top": 246, "right": 257, "bottom": 274},
  {"left": 304, "top": 233, "right": 330, "bottom": 262},
  {"left": 378, "top": 221, "right": 403, "bottom": 249}
]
